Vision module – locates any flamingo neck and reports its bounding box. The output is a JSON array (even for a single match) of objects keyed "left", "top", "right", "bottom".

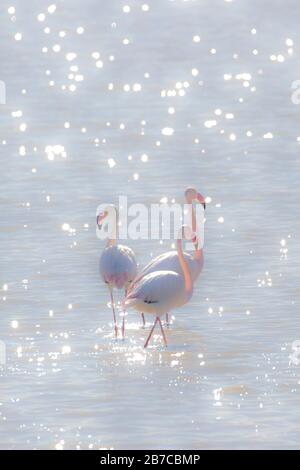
[
  {"left": 191, "top": 202, "right": 197, "bottom": 234},
  {"left": 177, "top": 238, "right": 193, "bottom": 294},
  {"left": 185, "top": 194, "right": 203, "bottom": 258},
  {"left": 107, "top": 207, "right": 118, "bottom": 247}
]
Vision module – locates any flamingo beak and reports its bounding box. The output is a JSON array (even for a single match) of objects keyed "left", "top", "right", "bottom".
[
  {"left": 196, "top": 193, "right": 206, "bottom": 210},
  {"left": 191, "top": 234, "right": 198, "bottom": 245},
  {"left": 97, "top": 212, "right": 107, "bottom": 229}
]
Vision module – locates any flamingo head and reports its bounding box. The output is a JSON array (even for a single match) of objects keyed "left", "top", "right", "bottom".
[
  {"left": 96, "top": 204, "right": 118, "bottom": 229},
  {"left": 96, "top": 210, "right": 109, "bottom": 229},
  {"left": 185, "top": 187, "right": 206, "bottom": 209}
]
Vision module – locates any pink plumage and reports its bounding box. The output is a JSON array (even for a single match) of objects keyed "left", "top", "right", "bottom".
[{"left": 97, "top": 205, "right": 137, "bottom": 339}]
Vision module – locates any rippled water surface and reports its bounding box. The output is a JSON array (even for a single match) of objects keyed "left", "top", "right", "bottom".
[{"left": 0, "top": 0, "right": 300, "bottom": 450}]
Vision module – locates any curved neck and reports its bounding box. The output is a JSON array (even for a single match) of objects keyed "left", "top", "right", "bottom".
[
  {"left": 177, "top": 237, "right": 193, "bottom": 294},
  {"left": 185, "top": 195, "right": 203, "bottom": 258},
  {"left": 107, "top": 206, "right": 118, "bottom": 247}
]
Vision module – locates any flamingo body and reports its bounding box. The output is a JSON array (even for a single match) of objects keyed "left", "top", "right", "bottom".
[
  {"left": 100, "top": 244, "right": 137, "bottom": 290},
  {"left": 124, "top": 225, "right": 195, "bottom": 347},
  {"left": 125, "top": 270, "right": 193, "bottom": 315},
  {"left": 132, "top": 250, "right": 203, "bottom": 288},
  {"left": 97, "top": 204, "right": 137, "bottom": 338},
  {"left": 128, "top": 188, "right": 205, "bottom": 324}
]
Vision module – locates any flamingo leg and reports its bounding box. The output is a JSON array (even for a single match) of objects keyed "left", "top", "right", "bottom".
[
  {"left": 141, "top": 313, "right": 146, "bottom": 328},
  {"left": 122, "top": 314, "right": 125, "bottom": 339},
  {"left": 144, "top": 317, "right": 158, "bottom": 348},
  {"left": 158, "top": 317, "right": 168, "bottom": 347},
  {"left": 109, "top": 289, "right": 118, "bottom": 339},
  {"left": 165, "top": 313, "right": 170, "bottom": 327},
  {"left": 122, "top": 288, "right": 126, "bottom": 340}
]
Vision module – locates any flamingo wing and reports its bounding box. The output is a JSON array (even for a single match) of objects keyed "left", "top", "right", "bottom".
[
  {"left": 125, "top": 270, "right": 186, "bottom": 313},
  {"left": 129, "top": 251, "right": 196, "bottom": 293}
]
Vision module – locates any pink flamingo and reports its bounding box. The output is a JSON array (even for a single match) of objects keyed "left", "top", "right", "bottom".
[
  {"left": 97, "top": 204, "right": 137, "bottom": 339},
  {"left": 124, "top": 226, "right": 196, "bottom": 348},
  {"left": 129, "top": 187, "right": 205, "bottom": 327}
]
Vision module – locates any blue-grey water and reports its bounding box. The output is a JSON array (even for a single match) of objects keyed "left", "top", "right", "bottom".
[{"left": 0, "top": 0, "right": 300, "bottom": 450}]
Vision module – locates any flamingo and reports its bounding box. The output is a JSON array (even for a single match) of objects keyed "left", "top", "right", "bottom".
[
  {"left": 129, "top": 187, "right": 206, "bottom": 327},
  {"left": 124, "top": 225, "right": 196, "bottom": 348},
  {"left": 97, "top": 204, "right": 137, "bottom": 339}
]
